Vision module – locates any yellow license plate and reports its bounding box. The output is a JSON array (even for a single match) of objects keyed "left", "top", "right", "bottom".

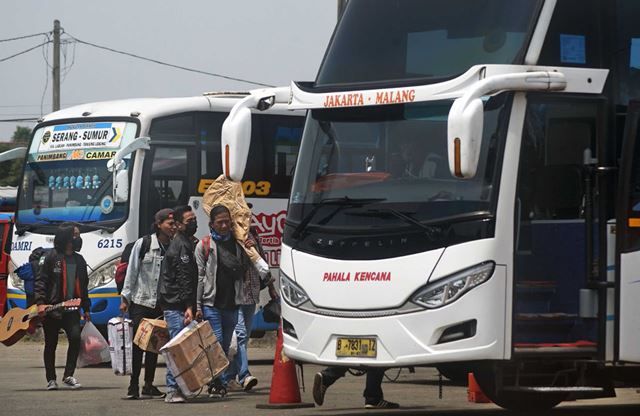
[{"left": 336, "top": 337, "right": 377, "bottom": 358}]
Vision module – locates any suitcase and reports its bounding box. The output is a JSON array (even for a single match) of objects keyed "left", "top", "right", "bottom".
[{"left": 107, "top": 317, "right": 133, "bottom": 376}]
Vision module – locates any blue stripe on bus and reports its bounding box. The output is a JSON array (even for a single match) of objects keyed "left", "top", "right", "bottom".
[{"left": 53, "top": 122, "right": 112, "bottom": 131}]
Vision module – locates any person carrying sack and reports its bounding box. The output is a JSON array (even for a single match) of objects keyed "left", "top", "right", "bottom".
[
  {"left": 195, "top": 204, "right": 255, "bottom": 397},
  {"left": 120, "top": 208, "right": 176, "bottom": 399}
]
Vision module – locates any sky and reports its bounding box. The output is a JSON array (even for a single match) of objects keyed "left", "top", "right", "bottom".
[{"left": 0, "top": 1, "right": 338, "bottom": 141}]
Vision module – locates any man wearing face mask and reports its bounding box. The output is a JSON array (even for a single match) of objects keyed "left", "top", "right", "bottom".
[
  {"left": 157, "top": 205, "right": 199, "bottom": 403},
  {"left": 35, "top": 222, "right": 90, "bottom": 391}
]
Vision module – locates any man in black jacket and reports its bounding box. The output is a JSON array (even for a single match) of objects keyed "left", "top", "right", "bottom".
[
  {"left": 35, "top": 223, "right": 90, "bottom": 391},
  {"left": 157, "top": 205, "right": 198, "bottom": 403}
]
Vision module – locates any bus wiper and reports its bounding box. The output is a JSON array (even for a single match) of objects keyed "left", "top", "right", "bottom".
[
  {"left": 16, "top": 223, "right": 38, "bottom": 235},
  {"left": 33, "top": 217, "right": 116, "bottom": 233},
  {"left": 292, "top": 197, "right": 387, "bottom": 238},
  {"left": 364, "top": 207, "right": 443, "bottom": 239}
]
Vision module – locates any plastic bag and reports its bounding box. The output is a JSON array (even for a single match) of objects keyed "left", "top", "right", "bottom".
[{"left": 77, "top": 321, "right": 110, "bottom": 367}]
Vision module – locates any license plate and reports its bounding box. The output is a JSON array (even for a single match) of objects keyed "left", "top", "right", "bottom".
[{"left": 336, "top": 337, "right": 377, "bottom": 358}]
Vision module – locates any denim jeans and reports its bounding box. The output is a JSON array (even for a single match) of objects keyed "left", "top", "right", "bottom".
[
  {"left": 163, "top": 309, "right": 186, "bottom": 392},
  {"left": 227, "top": 304, "right": 256, "bottom": 384},
  {"left": 202, "top": 305, "right": 238, "bottom": 386}
]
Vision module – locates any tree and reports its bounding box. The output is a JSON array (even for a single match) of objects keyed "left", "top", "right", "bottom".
[{"left": 11, "top": 126, "right": 31, "bottom": 143}]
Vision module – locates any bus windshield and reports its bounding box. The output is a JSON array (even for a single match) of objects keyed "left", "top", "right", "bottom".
[
  {"left": 285, "top": 95, "right": 511, "bottom": 259},
  {"left": 316, "top": 0, "right": 541, "bottom": 87},
  {"left": 16, "top": 121, "right": 138, "bottom": 232}
]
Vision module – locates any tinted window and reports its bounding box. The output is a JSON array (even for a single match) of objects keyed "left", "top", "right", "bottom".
[
  {"left": 538, "top": 0, "right": 603, "bottom": 68},
  {"left": 149, "top": 113, "right": 195, "bottom": 141},
  {"left": 316, "top": 0, "right": 540, "bottom": 86},
  {"left": 616, "top": 0, "right": 640, "bottom": 105}
]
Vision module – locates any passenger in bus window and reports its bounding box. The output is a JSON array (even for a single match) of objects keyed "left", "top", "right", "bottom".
[
  {"left": 35, "top": 222, "right": 90, "bottom": 391},
  {"left": 120, "top": 208, "right": 175, "bottom": 400},
  {"left": 157, "top": 205, "right": 198, "bottom": 404},
  {"left": 194, "top": 204, "right": 253, "bottom": 398},
  {"left": 313, "top": 367, "right": 399, "bottom": 409}
]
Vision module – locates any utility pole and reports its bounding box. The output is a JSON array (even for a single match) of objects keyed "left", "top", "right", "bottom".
[
  {"left": 52, "top": 19, "right": 61, "bottom": 112},
  {"left": 337, "top": 0, "right": 348, "bottom": 20}
]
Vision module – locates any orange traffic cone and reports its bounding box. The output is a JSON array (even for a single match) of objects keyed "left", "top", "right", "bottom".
[
  {"left": 468, "top": 372, "right": 491, "bottom": 403},
  {"left": 256, "top": 327, "right": 314, "bottom": 409}
]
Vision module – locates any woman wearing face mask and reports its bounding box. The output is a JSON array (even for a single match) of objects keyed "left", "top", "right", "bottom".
[{"left": 35, "top": 222, "right": 91, "bottom": 391}]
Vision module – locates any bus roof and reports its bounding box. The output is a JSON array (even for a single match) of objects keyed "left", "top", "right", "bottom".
[{"left": 39, "top": 93, "right": 298, "bottom": 124}]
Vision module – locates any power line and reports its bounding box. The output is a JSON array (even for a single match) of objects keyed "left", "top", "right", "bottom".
[
  {"left": 0, "top": 32, "right": 51, "bottom": 43},
  {"left": 0, "top": 118, "right": 39, "bottom": 123},
  {"left": 0, "top": 40, "right": 51, "bottom": 63},
  {"left": 63, "top": 32, "right": 274, "bottom": 87}
]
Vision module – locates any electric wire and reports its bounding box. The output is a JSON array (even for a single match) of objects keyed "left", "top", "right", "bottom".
[
  {"left": 0, "top": 40, "right": 51, "bottom": 63},
  {"left": 0, "top": 32, "right": 51, "bottom": 43},
  {"left": 62, "top": 32, "right": 275, "bottom": 87}
]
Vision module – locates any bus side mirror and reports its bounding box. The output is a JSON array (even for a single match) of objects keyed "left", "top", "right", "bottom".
[
  {"left": 107, "top": 136, "right": 150, "bottom": 203},
  {"left": 114, "top": 170, "right": 129, "bottom": 203},
  {"left": 222, "top": 103, "right": 252, "bottom": 182},
  {"left": 447, "top": 97, "right": 484, "bottom": 179}
]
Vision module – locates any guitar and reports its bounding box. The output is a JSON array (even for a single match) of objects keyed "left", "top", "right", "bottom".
[{"left": 0, "top": 299, "right": 82, "bottom": 346}]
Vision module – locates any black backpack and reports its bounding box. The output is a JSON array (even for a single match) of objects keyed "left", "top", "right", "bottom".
[{"left": 115, "top": 235, "right": 152, "bottom": 293}]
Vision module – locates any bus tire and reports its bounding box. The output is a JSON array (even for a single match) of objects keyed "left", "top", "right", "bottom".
[
  {"left": 473, "top": 365, "right": 568, "bottom": 412},
  {"left": 436, "top": 363, "right": 469, "bottom": 385}
]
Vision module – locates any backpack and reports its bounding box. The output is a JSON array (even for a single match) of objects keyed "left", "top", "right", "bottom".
[
  {"left": 115, "top": 235, "right": 152, "bottom": 294},
  {"left": 25, "top": 247, "right": 52, "bottom": 292}
]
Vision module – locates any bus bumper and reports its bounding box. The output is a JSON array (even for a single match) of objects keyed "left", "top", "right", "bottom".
[{"left": 281, "top": 266, "right": 507, "bottom": 367}]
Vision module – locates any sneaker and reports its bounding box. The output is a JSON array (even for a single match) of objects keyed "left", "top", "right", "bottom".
[
  {"left": 364, "top": 399, "right": 400, "bottom": 409},
  {"left": 207, "top": 384, "right": 227, "bottom": 398},
  {"left": 141, "top": 384, "right": 165, "bottom": 398},
  {"left": 126, "top": 384, "right": 139, "bottom": 399},
  {"left": 312, "top": 372, "right": 328, "bottom": 406},
  {"left": 164, "top": 390, "right": 186, "bottom": 403},
  {"left": 46, "top": 380, "right": 58, "bottom": 391},
  {"left": 227, "top": 379, "right": 243, "bottom": 392},
  {"left": 242, "top": 376, "right": 258, "bottom": 391},
  {"left": 62, "top": 376, "right": 82, "bottom": 389}
]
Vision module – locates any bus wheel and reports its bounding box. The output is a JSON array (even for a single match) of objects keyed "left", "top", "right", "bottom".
[
  {"left": 473, "top": 365, "right": 568, "bottom": 412},
  {"left": 436, "top": 363, "right": 470, "bottom": 385}
]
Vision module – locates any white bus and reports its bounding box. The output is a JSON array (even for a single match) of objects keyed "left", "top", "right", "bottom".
[
  {"left": 222, "top": 0, "right": 640, "bottom": 410},
  {"left": 7, "top": 93, "right": 304, "bottom": 334}
]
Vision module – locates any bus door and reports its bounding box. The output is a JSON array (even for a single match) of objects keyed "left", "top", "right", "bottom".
[
  {"left": 514, "top": 95, "right": 604, "bottom": 354},
  {"left": 615, "top": 100, "right": 640, "bottom": 363}
]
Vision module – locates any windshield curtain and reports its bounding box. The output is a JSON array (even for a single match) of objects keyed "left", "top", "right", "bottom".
[
  {"left": 17, "top": 121, "right": 137, "bottom": 231},
  {"left": 316, "top": 0, "right": 541, "bottom": 87},
  {"left": 285, "top": 95, "right": 512, "bottom": 260}
]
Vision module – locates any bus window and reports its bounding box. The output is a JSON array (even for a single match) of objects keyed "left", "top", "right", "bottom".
[
  {"left": 616, "top": 0, "right": 640, "bottom": 106},
  {"left": 538, "top": 0, "right": 602, "bottom": 69},
  {"left": 148, "top": 113, "right": 195, "bottom": 141}
]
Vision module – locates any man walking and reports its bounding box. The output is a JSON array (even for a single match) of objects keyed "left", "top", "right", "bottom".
[
  {"left": 157, "top": 205, "right": 198, "bottom": 403},
  {"left": 120, "top": 208, "right": 175, "bottom": 399}
]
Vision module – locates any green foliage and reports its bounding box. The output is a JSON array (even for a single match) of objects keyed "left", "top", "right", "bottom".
[
  {"left": 0, "top": 126, "right": 29, "bottom": 187},
  {"left": 11, "top": 126, "right": 31, "bottom": 144}
]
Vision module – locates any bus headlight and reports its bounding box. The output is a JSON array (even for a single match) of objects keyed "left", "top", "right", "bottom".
[
  {"left": 9, "top": 272, "right": 24, "bottom": 291},
  {"left": 280, "top": 271, "right": 309, "bottom": 307},
  {"left": 88, "top": 258, "right": 118, "bottom": 291},
  {"left": 411, "top": 262, "right": 495, "bottom": 309}
]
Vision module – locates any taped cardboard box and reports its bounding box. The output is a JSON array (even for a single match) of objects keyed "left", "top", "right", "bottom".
[
  {"left": 134, "top": 318, "right": 169, "bottom": 354},
  {"left": 160, "top": 320, "right": 229, "bottom": 396}
]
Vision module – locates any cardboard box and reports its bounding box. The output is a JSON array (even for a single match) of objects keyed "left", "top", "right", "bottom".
[
  {"left": 160, "top": 321, "right": 229, "bottom": 396},
  {"left": 134, "top": 318, "right": 169, "bottom": 354},
  {"left": 107, "top": 317, "right": 133, "bottom": 376}
]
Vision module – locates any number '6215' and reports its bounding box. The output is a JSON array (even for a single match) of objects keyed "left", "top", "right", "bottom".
[{"left": 97, "top": 238, "right": 123, "bottom": 249}]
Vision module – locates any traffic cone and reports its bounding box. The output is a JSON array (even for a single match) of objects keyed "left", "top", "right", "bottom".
[
  {"left": 468, "top": 372, "right": 491, "bottom": 403},
  {"left": 256, "top": 327, "right": 314, "bottom": 409}
]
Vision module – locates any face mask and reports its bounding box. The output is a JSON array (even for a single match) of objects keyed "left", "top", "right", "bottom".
[
  {"left": 211, "top": 229, "right": 230, "bottom": 241},
  {"left": 185, "top": 221, "right": 198, "bottom": 236},
  {"left": 72, "top": 237, "right": 83, "bottom": 252}
]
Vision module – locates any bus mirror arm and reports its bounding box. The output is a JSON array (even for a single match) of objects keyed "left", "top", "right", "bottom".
[
  {"left": 107, "top": 136, "right": 150, "bottom": 203},
  {"left": 222, "top": 87, "right": 290, "bottom": 181},
  {"left": 448, "top": 71, "right": 566, "bottom": 179},
  {"left": 0, "top": 147, "right": 27, "bottom": 163}
]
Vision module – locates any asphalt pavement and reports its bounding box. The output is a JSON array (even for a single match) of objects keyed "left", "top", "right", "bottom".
[{"left": 1, "top": 341, "right": 639, "bottom": 416}]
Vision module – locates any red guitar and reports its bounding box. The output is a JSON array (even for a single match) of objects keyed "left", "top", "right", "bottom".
[{"left": 0, "top": 299, "right": 82, "bottom": 346}]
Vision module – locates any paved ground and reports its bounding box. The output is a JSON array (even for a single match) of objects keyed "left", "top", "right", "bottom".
[{"left": 1, "top": 340, "right": 639, "bottom": 416}]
